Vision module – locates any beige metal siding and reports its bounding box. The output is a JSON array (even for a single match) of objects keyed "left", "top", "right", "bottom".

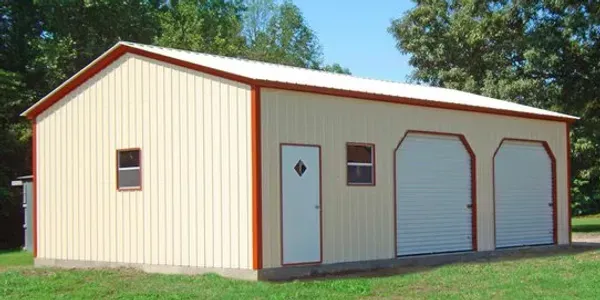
[
  {"left": 35, "top": 54, "right": 253, "bottom": 269},
  {"left": 261, "top": 88, "right": 569, "bottom": 268}
]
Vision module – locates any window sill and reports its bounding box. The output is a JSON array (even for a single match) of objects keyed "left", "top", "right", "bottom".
[
  {"left": 117, "top": 187, "right": 142, "bottom": 192},
  {"left": 347, "top": 183, "right": 376, "bottom": 187}
]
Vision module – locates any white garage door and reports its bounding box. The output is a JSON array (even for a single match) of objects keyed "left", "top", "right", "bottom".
[
  {"left": 495, "top": 140, "right": 554, "bottom": 248},
  {"left": 395, "top": 133, "right": 474, "bottom": 256}
]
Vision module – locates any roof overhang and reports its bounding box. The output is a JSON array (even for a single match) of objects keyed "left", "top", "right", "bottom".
[{"left": 22, "top": 42, "right": 579, "bottom": 123}]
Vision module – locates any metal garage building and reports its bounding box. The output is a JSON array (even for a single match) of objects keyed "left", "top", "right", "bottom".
[{"left": 22, "top": 42, "right": 577, "bottom": 280}]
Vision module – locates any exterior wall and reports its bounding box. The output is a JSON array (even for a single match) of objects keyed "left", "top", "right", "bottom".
[
  {"left": 35, "top": 54, "right": 253, "bottom": 269},
  {"left": 260, "top": 88, "right": 568, "bottom": 268}
]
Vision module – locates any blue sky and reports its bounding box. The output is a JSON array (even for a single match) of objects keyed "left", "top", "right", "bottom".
[{"left": 296, "top": 0, "right": 415, "bottom": 82}]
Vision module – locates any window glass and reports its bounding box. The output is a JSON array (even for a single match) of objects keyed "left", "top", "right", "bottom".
[
  {"left": 347, "top": 145, "right": 372, "bottom": 163},
  {"left": 119, "top": 150, "right": 140, "bottom": 168},
  {"left": 347, "top": 144, "right": 374, "bottom": 185},
  {"left": 117, "top": 149, "right": 141, "bottom": 189},
  {"left": 347, "top": 165, "right": 373, "bottom": 184},
  {"left": 118, "top": 169, "right": 140, "bottom": 188}
]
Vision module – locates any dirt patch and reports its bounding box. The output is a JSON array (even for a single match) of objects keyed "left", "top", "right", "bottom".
[{"left": 572, "top": 232, "right": 600, "bottom": 244}]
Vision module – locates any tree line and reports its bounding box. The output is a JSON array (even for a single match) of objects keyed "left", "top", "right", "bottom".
[
  {"left": 0, "top": 0, "right": 349, "bottom": 249},
  {"left": 390, "top": 0, "right": 600, "bottom": 216}
]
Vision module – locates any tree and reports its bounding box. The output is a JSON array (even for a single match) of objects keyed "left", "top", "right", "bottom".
[
  {"left": 322, "top": 63, "right": 351, "bottom": 75},
  {"left": 389, "top": 0, "right": 600, "bottom": 215},
  {"left": 0, "top": 0, "right": 41, "bottom": 248},
  {"left": 242, "top": 0, "right": 322, "bottom": 68},
  {"left": 242, "top": 0, "right": 276, "bottom": 44},
  {"left": 156, "top": 0, "right": 246, "bottom": 56},
  {"left": 1, "top": 0, "right": 42, "bottom": 107},
  {"left": 34, "top": 0, "right": 163, "bottom": 89},
  {"left": 242, "top": 0, "right": 351, "bottom": 73}
]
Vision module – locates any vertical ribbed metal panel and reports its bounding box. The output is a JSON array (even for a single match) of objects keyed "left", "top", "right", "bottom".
[
  {"left": 260, "top": 88, "right": 569, "bottom": 269},
  {"left": 495, "top": 141, "right": 553, "bottom": 247},
  {"left": 35, "top": 53, "right": 253, "bottom": 269},
  {"left": 395, "top": 134, "right": 473, "bottom": 255}
]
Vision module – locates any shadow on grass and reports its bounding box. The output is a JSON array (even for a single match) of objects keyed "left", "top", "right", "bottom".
[
  {"left": 282, "top": 243, "right": 600, "bottom": 282},
  {"left": 572, "top": 224, "right": 600, "bottom": 233},
  {"left": 0, "top": 248, "right": 25, "bottom": 254}
]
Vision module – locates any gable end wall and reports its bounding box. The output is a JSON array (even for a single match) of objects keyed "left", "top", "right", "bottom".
[{"left": 35, "top": 54, "right": 253, "bottom": 269}]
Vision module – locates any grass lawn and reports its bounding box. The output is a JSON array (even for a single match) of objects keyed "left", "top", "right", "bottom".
[
  {"left": 572, "top": 214, "right": 600, "bottom": 233},
  {"left": 1, "top": 248, "right": 600, "bottom": 299},
  {"left": 0, "top": 250, "right": 34, "bottom": 269}
]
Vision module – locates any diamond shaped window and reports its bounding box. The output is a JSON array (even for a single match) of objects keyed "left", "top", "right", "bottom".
[{"left": 294, "top": 160, "right": 307, "bottom": 177}]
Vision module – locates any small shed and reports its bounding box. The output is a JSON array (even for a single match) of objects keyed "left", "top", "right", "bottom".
[
  {"left": 21, "top": 42, "right": 577, "bottom": 280},
  {"left": 11, "top": 175, "right": 34, "bottom": 252}
]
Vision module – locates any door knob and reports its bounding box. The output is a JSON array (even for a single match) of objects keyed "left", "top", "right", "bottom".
[
  {"left": 466, "top": 204, "right": 472, "bottom": 209},
  {"left": 315, "top": 205, "right": 320, "bottom": 210}
]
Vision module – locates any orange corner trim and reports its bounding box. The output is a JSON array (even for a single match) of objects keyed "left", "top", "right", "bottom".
[{"left": 251, "top": 85, "right": 263, "bottom": 269}]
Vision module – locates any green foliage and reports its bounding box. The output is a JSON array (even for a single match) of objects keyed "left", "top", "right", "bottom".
[
  {"left": 243, "top": 0, "right": 323, "bottom": 69},
  {"left": 242, "top": 0, "right": 276, "bottom": 43},
  {"left": 156, "top": 0, "right": 246, "bottom": 56},
  {"left": 390, "top": 0, "right": 600, "bottom": 215},
  {"left": 322, "top": 63, "right": 352, "bottom": 75},
  {"left": 0, "top": 1, "right": 38, "bottom": 249},
  {"left": 0, "top": 70, "right": 25, "bottom": 124},
  {"left": 34, "top": 0, "right": 163, "bottom": 87},
  {"left": 157, "top": 0, "right": 350, "bottom": 71}
]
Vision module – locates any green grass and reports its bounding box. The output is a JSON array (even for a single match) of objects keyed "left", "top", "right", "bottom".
[
  {"left": 0, "top": 250, "right": 33, "bottom": 269},
  {"left": 1, "top": 248, "right": 600, "bottom": 299},
  {"left": 572, "top": 215, "right": 600, "bottom": 233}
]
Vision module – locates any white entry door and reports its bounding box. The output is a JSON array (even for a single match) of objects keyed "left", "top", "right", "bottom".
[
  {"left": 281, "top": 144, "right": 321, "bottom": 265},
  {"left": 495, "top": 140, "right": 554, "bottom": 248},
  {"left": 395, "top": 133, "right": 474, "bottom": 256}
]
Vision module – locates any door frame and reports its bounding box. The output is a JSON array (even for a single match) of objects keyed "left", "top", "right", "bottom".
[
  {"left": 393, "top": 130, "right": 478, "bottom": 257},
  {"left": 279, "top": 143, "right": 323, "bottom": 266},
  {"left": 492, "top": 138, "right": 558, "bottom": 248}
]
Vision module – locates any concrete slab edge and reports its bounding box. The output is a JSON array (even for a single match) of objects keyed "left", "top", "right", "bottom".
[
  {"left": 34, "top": 258, "right": 258, "bottom": 281},
  {"left": 258, "top": 244, "right": 579, "bottom": 281},
  {"left": 35, "top": 244, "right": 592, "bottom": 281}
]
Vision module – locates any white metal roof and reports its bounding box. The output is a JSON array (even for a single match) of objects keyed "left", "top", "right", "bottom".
[
  {"left": 23, "top": 41, "right": 578, "bottom": 120},
  {"left": 121, "top": 42, "right": 576, "bottom": 120}
]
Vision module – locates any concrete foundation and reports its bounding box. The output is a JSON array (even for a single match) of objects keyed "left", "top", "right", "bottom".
[
  {"left": 35, "top": 258, "right": 258, "bottom": 281},
  {"left": 36, "top": 244, "right": 592, "bottom": 281},
  {"left": 258, "top": 244, "right": 582, "bottom": 281}
]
